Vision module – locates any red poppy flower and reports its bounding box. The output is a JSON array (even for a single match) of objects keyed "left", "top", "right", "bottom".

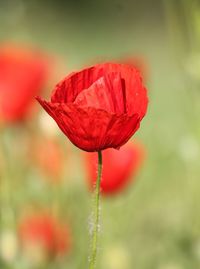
[
  {"left": 84, "top": 141, "right": 145, "bottom": 194},
  {"left": 19, "top": 213, "right": 71, "bottom": 256},
  {"left": 0, "top": 44, "right": 49, "bottom": 123},
  {"left": 36, "top": 63, "right": 148, "bottom": 152}
]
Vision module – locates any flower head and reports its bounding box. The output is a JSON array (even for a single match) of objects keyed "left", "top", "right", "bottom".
[
  {"left": 19, "top": 213, "right": 71, "bottom": 257},
  {"left": 0, "top": 44, "right": 49, "bottom": 123},
  {"left": 37, "top": 63, "right": 148, "bottom": 152}
]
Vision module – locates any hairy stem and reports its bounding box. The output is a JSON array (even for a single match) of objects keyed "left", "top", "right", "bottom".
[{"left": 89, "top": 151, "right": 102, "bottom": 269}]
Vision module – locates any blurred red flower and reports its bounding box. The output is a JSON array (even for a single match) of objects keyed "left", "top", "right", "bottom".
[
  {"left": 37, "top": 63, "right": 148, "bottom": 152},
  {"left": 30, "top": 136, "right": 64, "bottom": 182},
  {"left": 0, "top": 44, "right": 49, "bottom": 123},
  {"left": 19, "top": 213, "right": 71, "bottom": 256},
  {"left": 84, "top": 141, "right": 146, "bottom": 195}
]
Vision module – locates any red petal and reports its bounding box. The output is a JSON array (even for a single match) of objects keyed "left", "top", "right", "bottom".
[
  {"left": 36, "top": 97, "right": 140, "bottom": 152},
  {"left": 74, "top": 72, "right": 126, "bottom": 114},
  {"left": 95, "top": 63, "right": 148, "bottom": 118},
  {"left": 51, "top": 66, "right": 105, "bottom": 103},
  {"left": 50, "top": 63, "right": 148, "bottom": 119}
]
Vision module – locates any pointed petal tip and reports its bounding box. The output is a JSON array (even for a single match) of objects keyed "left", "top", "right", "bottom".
[
  {"left": 35, "top": 96, "right": 47, "bottom": 105},
  {"left": 35, "top": 95, "right": 41, "bottom": 102}
]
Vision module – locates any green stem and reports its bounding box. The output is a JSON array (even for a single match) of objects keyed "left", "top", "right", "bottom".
[{"left": 89, "top": 151, "right": 102, "bottom": 269}]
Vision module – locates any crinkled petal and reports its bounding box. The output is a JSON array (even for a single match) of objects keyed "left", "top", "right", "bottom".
[
  {"left": 94, "top": 63, "right": 148, "bottom": 118},
  {"left": 51, "top": 66, "right": 105, "bottom": 103},
  {"left": 36, "top": 97, "right": 140, "bottom": 152},
  {"left": 50, "top": 63, "right": 148, "bottom": 119},
  {"left": 74, "top": 72, "right": 126, "bottom": 114}
]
